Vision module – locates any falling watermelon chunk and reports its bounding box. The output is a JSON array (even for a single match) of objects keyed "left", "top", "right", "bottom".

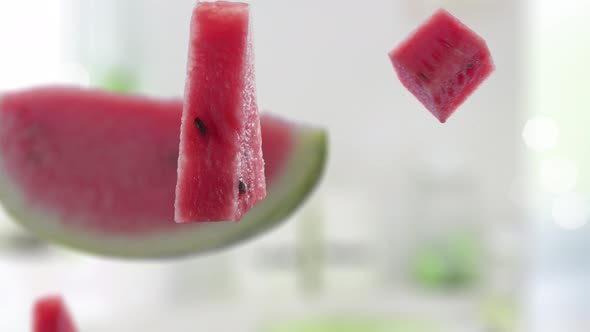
[
  {"left": 0, "top": 86, "right": 327, "bottom": 258},
  {"left": 176, "top": 1, "right": 265, "bottom": 223},
  {"left": 389, "top": 8, "right": 495, "bottom": 123},
  {"left": 33, "top": 296, "right": 77, "bottom": 332}
]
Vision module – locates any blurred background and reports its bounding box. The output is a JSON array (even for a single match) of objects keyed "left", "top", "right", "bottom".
[{"left": 0, "top": 0, "right": 588, "bottom": 331}]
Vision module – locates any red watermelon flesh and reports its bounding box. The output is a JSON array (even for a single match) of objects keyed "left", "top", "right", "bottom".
[
  {"left": 389, "top": 9, "right": 494, "bottom": 123},
  {"left": 176, "top": 1, "right": 265, "bottom": 223},
  {"left": 0, "top": 86, "right": 325, "bottom": 258},
  {"left": 259, "top": 114, "right": 295, "bottom": 180},
  {"left": 0, "top": 87, "right": 181, "bottom": 234},
  {"left": 33, "top": 296, "right": 77, "bottom": 332},
  {"left": 0, "top": 87, "right": 292, "bottom": 235}
]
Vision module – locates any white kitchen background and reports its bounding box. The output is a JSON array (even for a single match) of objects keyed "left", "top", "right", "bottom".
[{"left": 0, "top": 0, "right": 587, "bottom": 331}]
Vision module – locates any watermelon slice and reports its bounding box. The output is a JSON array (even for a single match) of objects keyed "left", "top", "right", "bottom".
[
  {"left": 389, "top": 9, "right": 494, "bottom": 123},
  {"left": 176, "top": 1, "right": 265, "bottom": 223},
  {"left": 33, "top": 296, "right": 78, "bottom": 332},
  {"left": 0, "top": 86, "right": 327, "bottom": 258}
]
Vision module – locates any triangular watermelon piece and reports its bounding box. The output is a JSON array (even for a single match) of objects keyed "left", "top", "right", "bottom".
[
  {"left": 33, "top": 296, "right": 78, "bottom": 332},
  {"left": 176, "top": 1, "right": 266, "bottom": 223},
  {"left": 0, "top": 86, "right": 327, "bottom": 258},
  {"left": 389, "top": 9, "right": 494, "bottom": 123}
]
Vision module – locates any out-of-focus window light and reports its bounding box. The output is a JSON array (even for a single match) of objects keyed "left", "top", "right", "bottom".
[
  {"left": 0, "top": 0, "right": 89, "bottom": 90},
  {"left": 552, "top": 193, "right": 590, "bottom": 230},
  {"left": 539, "top": 158, "right": 578, "bottom": 194},
  {"left": 522, "top": 116, "right": 560, "bottom": 152}
]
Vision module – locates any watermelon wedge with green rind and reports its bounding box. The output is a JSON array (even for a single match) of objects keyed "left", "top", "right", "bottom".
[{"left": 0, "top": 86, "right": 327, "bottom": 258}]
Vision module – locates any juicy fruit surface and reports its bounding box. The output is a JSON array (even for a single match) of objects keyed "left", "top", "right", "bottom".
[
  {"left": 33, "top": 296, "right": 77, "bottom": 332},
  {"left": 176, "top": 1, "right": 265, "bottom": 222},
  {"left": 0, "top": 86, "right": 326, "bottom": 257},
  {"left": 258, "top": 114, "right": 294, "bottom": 180},
  {"left": 0, "top": 87, "right": 180, "bottom": 234},
  {"left": 389, "top": 9, "right": 494, "bottom": 123}
]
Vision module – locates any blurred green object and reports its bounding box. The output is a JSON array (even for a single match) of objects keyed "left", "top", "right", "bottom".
[
  {"left": 0, "top": 232, "right": 48, "bottom": 255},
  {"left": 411, "top": 231, "right": 481, "bottom": 290},
  {"left": 481, "top": 297, "right": 519, "bottom": 332},
  {"left": 296, "top": 200, "right": 325, "bottom": 295},
  {"left": 97, "top": 67, "right": 138, "bottom": 94},
  {"left": 263, "top": 318, "right": 435, "bottom": 332}
]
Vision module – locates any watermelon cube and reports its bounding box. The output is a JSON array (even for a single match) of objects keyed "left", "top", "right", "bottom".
[
  {"left": 175, "top": 1, "right": 266, "bottom": 222},
  {"left": 389, "top": 9, "right": 494, "bottom": 123},
  {"left": 33, "top": 296, "right": 78, "bottom": 332}
]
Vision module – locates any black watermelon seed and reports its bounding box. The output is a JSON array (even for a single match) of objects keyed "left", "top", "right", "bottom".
[
  {"left": 418, "top": 72, "right": 430, "bottom": 82},
  {"left": 466, "top": 63, "right": 473, "bottom": 70},
  {"left": 195, "top": 117, "right": 207, "bottom": 136},
  {"left": 238, "top": 178, "right": 247, "bottom": 195}
]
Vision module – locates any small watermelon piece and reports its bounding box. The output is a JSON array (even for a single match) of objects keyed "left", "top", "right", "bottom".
[
  {"left": 33, "top": 296, "right": 78, "bottom": 332},
  {"left": 0, "top": 86, "right": 327, "bottom": 258},
  {"left": 389, "top": 9, "right": 495, "bottom": 123},
  {"left": 176, "top": 1, "right": 265, "bottom": 223}
]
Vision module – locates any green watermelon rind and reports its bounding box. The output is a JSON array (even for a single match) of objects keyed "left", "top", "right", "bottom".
[{"left": 0, "top": 127, "right": 327, "bottom": 259}]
